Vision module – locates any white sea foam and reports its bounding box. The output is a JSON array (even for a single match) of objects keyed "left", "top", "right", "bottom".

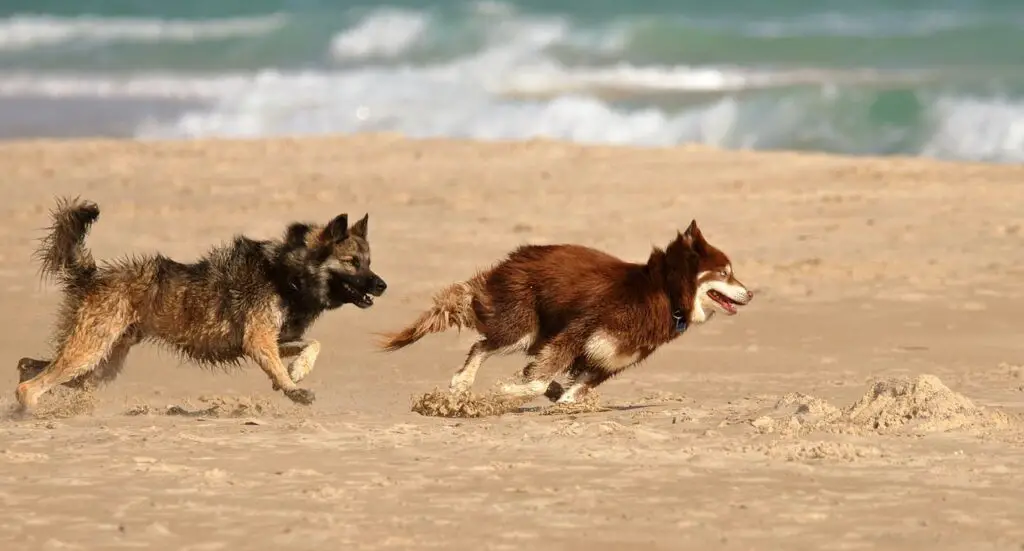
[
  {"left": 131, "top": 71, "right": 746, "bottom": 148},
  {"left": 0, "top": 6, "right": 1020, "bottom": 163},
  {"left": 923, "top": 97, "right": 1024, "bottom": 163},
  {"left": 0, "top": 14, "right": 286, "bottom": 51},
  {"left": 118, "top": 66, "right": 1024, "bottom": 164},
  {"left": 329, "top": 8, "right": 429, "bottom": 60}
]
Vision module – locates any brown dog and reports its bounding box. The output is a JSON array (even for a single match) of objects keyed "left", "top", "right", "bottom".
[
  {"left": 16, "top": 197, "right": 387, "bottom": 413},
  {"left": 378, "top": 220, "right": 751, "bottom": 404}
]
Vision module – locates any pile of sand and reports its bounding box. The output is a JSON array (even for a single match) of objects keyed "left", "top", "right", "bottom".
[
  {"left": 539, "top": 391, "right": 605, "bottom": 416},
  {"left": 751, "top": 374, "right": 1014, "bottom": 436},
  {"left": 843, "top": 374, "right": 1012, "bottom": 434},
  {"left": 30, "top": 387, "right": 97, "bottom": 420},
  {"left": 411, "top": 388, "right": 531, "bottom": 418},
  {"left": 763, "top": 440, "right": 885, "bottom": 462},
  {"left": 413, "top": 381, "right": 606, "bottom": 418},
  {"left": 750, "top": 392, "right": 842, "bottom": 436}
]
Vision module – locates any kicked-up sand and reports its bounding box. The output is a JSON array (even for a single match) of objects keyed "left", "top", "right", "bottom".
[{"left": 1, "top": 136, "right": 1023, "bottom": 550}]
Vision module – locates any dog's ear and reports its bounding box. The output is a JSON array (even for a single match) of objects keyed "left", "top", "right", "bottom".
[
  {"left": 667, "top": 231, "right": 693, "bottom": 261},
  {"left": 284, "top": 223, "right": 312, "bottom": 249},
  {"left": 349, "top": 213, "right": 369, "bottom": 239},
  {"left": 681, "top": 219, "right": 707, "bottom": 255},
  {"left": 664, "top": 233, "right": 698, "bottom": 320},
  {"left": 323, "top": 214, "right": 349, "bottom": 243}
]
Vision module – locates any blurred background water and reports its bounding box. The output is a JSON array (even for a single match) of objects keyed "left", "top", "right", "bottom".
[{"left": 1, "top": 0, "right": 1022, "bottom": 162}]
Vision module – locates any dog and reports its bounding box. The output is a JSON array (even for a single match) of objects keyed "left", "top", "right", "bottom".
[
  {"left": 378, "top": 220, "right": 751, "bottom": 404},
  {"left": 15, "top": 197, "right": 387, "bottom": 413}
]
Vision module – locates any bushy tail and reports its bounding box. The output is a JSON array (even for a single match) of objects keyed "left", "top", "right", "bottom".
[
  {"left": 35, "top": 197, "right": 100, "bottom": 287},
  {"left": 377, "top": 275, "right": 485, "bottom": 352}
]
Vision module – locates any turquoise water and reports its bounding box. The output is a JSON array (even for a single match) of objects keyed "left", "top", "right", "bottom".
[{"left": 2, "top": 0, "right": 1022, "bottom": 162}]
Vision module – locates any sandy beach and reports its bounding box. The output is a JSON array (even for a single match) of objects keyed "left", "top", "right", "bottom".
[{"left": 1, "top": 135, "right": 1023, "bottom": 550}]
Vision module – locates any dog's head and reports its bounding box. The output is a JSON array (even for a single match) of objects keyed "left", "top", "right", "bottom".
[
  {"left": 665, "top": 220, "right": 752, "bottom": 325},
  {"left": 302, "top": 213, "right": 387, "bottom": 309}
]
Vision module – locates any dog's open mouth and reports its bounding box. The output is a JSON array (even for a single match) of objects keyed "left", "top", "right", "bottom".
[
  {"left": 708, "top": 289, "right": 742, "bottom": 315},
  {"left": 354, "top": 292, "right": 374, "bottom": 309},
  {"left": 341, "top": 282, "right": 375, "bottom": 309},
  {"left": 328, "top": 276, "right": 376, "bottom": 309}
]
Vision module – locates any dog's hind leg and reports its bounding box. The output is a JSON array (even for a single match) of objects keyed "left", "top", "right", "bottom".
[
  {"left": 449, "top": 339, "right": 496, "bottom": 393},
  {"left": 279, "top": 340, "right": 320, "bottom": 384},
  {"left": 245, "top": 323, "right": 314, "bottom": 405},
  {"left": 499, "top": 336, "right": 576, "bottom": 399},
  {"left": 84, "top": 328, "right": 142, "bottom": 388},
  {"left": 548, "top": 358, "right": 611, "bottom": 404},
  {"left": 16, "top": 316, "right": 129, "bottom": 412},
  {"left": 552, "top": 372, "right": 598, "bottom": 403},
  {"left": 18, "top": 328, "right": 142, "bottom": 390}
]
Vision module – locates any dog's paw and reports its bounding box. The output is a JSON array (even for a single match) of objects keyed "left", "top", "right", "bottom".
[
  {"left": 448, "top": 376, "right": 473, "bottom": 394},
  {"left": 447, "top": 383, "right": 467, "bottom": 394},
  {"left": 284, "top": 387, "right": 316, "bottom": 405},
  {"left": 288, "top": 359, "right": 313, "bottom": 384},
  {"left": 543, "top": 380, "right": 565, "bottom": 402}
]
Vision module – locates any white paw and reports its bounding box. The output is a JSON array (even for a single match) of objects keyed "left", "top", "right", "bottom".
[
  {"left": 555, "top": 385, "right": 583, "bottom": 404},
  {"left": 448, "top": 380, "right": 471, "bottom": 394},
  {"left": 288, "top": 358, "right": 312, "bottom": 384},
  {"left": 500, "top": 380, "right": 548, "bottom": 398}
]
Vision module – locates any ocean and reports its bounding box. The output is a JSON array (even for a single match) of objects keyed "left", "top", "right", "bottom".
[{"left": 1, "top": 0, "right": 1022, "bottom": 163}]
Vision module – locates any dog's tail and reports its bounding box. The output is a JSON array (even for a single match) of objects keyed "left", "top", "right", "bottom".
[
  {"left": 377, "top": 274, "right": 486, "bottom": 352},
  {"left": 35, "top": 197, "right": 100, "bottom": 287}
]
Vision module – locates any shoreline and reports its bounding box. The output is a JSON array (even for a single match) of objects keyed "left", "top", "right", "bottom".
[
  {"left": 0, "top": 131, "right": 1011, "bottom": 171},
  {"left": 0, "top": 94, "right": 1014, "bottom": 166}
]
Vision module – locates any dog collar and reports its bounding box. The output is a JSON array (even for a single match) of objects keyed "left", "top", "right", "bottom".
[{"left": 672, "top": 309, "right": 688, "bottom": 334}]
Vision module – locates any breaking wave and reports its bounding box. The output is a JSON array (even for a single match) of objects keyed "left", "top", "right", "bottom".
[{"left": 1, "top": 2, "right": 1022, "bottom": 163}]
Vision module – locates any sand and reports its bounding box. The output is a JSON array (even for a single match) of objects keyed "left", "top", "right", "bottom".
[{"left": 1, "top": 136, "right": 1023, "bottom": 550}]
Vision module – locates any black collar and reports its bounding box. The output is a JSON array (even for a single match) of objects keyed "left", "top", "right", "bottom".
[{"left": 672, "top": 309, "right": 688, "bottom": 334}]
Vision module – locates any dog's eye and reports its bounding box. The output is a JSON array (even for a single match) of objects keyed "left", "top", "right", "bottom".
[
  {"left": 719, "top": 269, "right": 729, "bottom": 277},
  {"left": 351, "top": 258, "right": 361, "bottom": 269}
]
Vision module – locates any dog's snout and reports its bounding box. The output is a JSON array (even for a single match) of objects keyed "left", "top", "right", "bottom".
[
  {"left": 371, "top": 275, "right": 387, "bottom": 296},
  {"left": 745, "top": 289, "right": 754, "bottom": 302}
]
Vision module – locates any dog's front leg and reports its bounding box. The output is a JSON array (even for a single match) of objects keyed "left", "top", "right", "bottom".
[
  {"left": 279, "top": 340, "right": 321, "bottom": 384},
  {"left": 245, "top": 329, "right": 315, "bottom": 405}
]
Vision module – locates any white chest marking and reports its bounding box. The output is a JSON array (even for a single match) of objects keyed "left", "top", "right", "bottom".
[{"left": 584, "top": 330, "right": 640, "bottom": 371}]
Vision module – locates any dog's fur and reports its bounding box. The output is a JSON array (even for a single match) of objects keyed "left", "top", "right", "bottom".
[
  {"left": 15, "top": 197, "right": 387, "bottom": 413},
  {"left": 378, "top": 220, "right": 751, "bottom": 404}
]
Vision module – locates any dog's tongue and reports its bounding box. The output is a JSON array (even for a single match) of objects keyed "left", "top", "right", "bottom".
[{"left": 715, "top": 294, "right": 737, "bottom": 315}]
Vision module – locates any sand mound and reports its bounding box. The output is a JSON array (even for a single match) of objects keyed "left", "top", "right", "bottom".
[
  {"left": 750, "top": 392, "right": 842, "bottom": 436},
  {"left": 843, "top": 375, "right": 1012, "bottom": 434},
  {"left": 34, "top": 387, "right": 97, "bottom": 419},
  {"left": 776, "top": 392, "right": 842, "bottom": 424},
  {"left": 751, "top": 375, "right": 1013, "bottom": 436},
  {"left": 764, "top": 440, "right": 885, "bottom": 462},
  {"left": 0, "top": 387, "right": 96, "bottom": 421},
  {"left": 540, "top": 391, "right": 605, "bottom": 416},
  {"left": 126, "top": 394, "right": 281, "bottom": 418},
  {"left": 411, "top": 388, "right": 531, "bottom": 418}
]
